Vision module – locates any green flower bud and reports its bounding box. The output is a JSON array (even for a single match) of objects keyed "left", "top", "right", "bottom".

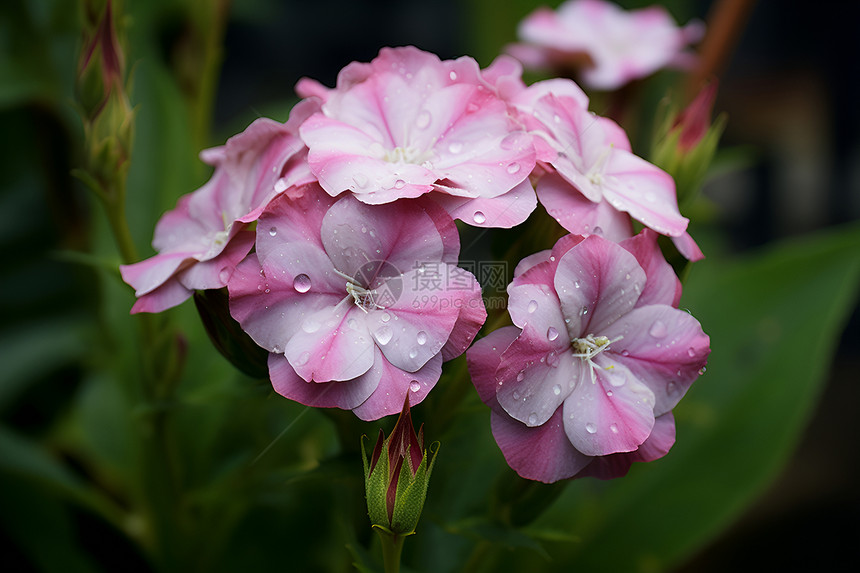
[{"left": 362, "top": 397, "right": 438, "bottom": 537}]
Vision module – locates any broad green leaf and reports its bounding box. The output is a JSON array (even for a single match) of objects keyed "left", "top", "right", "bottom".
[{"left": 520, "top": 222, "right": 860, "bottom": 571}]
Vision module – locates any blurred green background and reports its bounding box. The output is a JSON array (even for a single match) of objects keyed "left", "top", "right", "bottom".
[{"left": 1, "top": 0, "right": 859, "bottom": 571}]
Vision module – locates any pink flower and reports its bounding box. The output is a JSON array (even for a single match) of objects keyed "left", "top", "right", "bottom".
[
  {"left": 228, "top": 184, "right": 486, "bottom": 420},
  {"left": 467, "top": 231, "right": 709, "bottom": 482},
  {"left": 120, "top": 101, "right": 317, "bottom": 313},
  {"left": 508, "top": 0, "right": 704, "bottom": 90},
  {"left": 295, "top": 46, "right": 538, "bottom": 228},
  {"left": 511, "top": 80, "right": 703, "bottom": 259}
]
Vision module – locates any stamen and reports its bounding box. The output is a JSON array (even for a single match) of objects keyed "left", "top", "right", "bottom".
[{"left": 334, "top": 268, "right": 385, "bottom": 312}]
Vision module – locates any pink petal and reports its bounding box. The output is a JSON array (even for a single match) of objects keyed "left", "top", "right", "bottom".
[
  {"left": 619, "top": 229, "right": 681, "bottom": 308},
  {"left": 120, "top": 251, "right": 191, "bottom": 297},
  {"left": 282, "top": 303, "right": 375, "bottom": 382},
  {"left": 268, "top": 352, "right": 379, "bottom": 410},
  {"left": 578, "top": 412, "right": 675, "bottom": 479},
  {"left": 602, "top": 147, "right": 688, "bottom": 237},
  {"left": 563, "top": 360, "right": 656, "bottom": 456},
  {"left": 672, "top": 231, "right": 705, "bottom": 262},
  {"left": 130, "top": 278, "right": 193, "bottom": 314},
  {"left": 491, "top": 407, "right": 593, "bottom": 483},
  {"left": 432, "top": 179, "right": 537, "bottom": 228},
  {"left": 352, "top": 350, "right": 443, "bottom": 421},
  {"left": 554, "top": 235, "right": 646, "bottom": 336},
  {"left": 602, "top": 305, "right": 710, "bottom": 416},
  {"left": 536, "top": 172, "right": 633, "bottom": 241},
  {"left": 178, "top": 230, "right": 255, "bottom": 291},
  {"left": 496, "top": 324, "right": 583, "bottom": 427},
  {"left": 320, "top": 195, "right": 444, "bottom": 280},
  {"left": 466, "top": 326, "right": 521, "bottom": 406},
  {"left": 439, "top": 276, "right": 487, "bottom": 361}
]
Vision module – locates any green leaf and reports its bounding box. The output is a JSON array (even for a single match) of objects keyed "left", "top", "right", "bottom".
[{"left": 526, "top": 222, "right": 860, "bottom": 572}]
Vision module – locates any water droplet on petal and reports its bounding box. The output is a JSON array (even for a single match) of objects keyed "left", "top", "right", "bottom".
[
  {"left": 552, "top": 384, "right": 562, "bottom": 396},
  {"left": 448, "top": 141, "right": 463, "bottom": 154},
  {"left": 687, "top": 346, "right": 696, "bottom": 357},
  {"left": 585, "top": 422, "right": 597, "bottom": 434},
  {"left": 449, "top": 70, "right": 458, "bottom": 81},
  {"left": 301, "top": 316, "right": 320, "bottom": 333},
  {"left": 416, "top": 330, "right": 427, "bottom": 345},
  {"left": 218, "top": 268, "right": 230, "bottom": 283},
  {"left": 295, "top": 351, "right": 310, "bottom": 366},
  {"left": 512, "top": 390, "right": 521, "bottom": 400},
  {"left": 376, "top": 326, "right": 393, "bottom": 345},
  {"left": 667, "top": 381, "right": 678, "bottom": 395},
  {"left": 272, "top": 344, "right": 281, "bottom": 353},
  {"left": 415, "top": 110, "right": 431, "bottom": 129},
  {"left": 621, "top": 349, "right": 630, "bottom": 357},
  {"left": 268, "top": 226, "right": 278, "bottom": 237},
  {"left": 293, "top": 273, "right": 312, "bottom": 293},
  {"left": 610, "top": 423, "right": 619, "bottom": 434},
  {"left": 649, "top": 320, "right": 668, "bottom": 339},
  {"left": 506, "top": 162, "right": 521, "bottom": 175},
  {"left": 527, "top": 300, "right": 538, "bottom": 313},
  {"left": 547, "top": 326, "right": 559, "bottom": 341},
  {"left": 528, "top": 412, "right": 538, "bottom": 425},
  {"left": 347, "top": 318, "right": 358, "bottom": 330},
  {"left": 409, "top": 380, "right": 421, "bottom": 392},
  {"left": 472, "top": 211, "right": 486, "bottom": 224},
  {"left": 274, "top": 178, "right": 288, "bottom": 192},
  {"left": 516, "top": 370, "right": 525, "bottom": 382},
  {"left": 394, "top": 179, "right": 405, "bottom": 189},
  {"left": 579, "top": 306, "right": 589, "bottom": 317},
  {"left": 606, "top": 390, "right": 613, "bottom": 397},
  {"left": 409, "top": 347, "right": 418, "bottom": 359},
  {"left": 592, "top": 226, "right": 603, "bottom": 235}
]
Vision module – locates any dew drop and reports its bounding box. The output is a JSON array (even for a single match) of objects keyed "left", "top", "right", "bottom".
[
  {"left": 301, "top": 316, "right": 320, "bottom": 333},
  {"left": 512, "top": 390, "right": 521, "bottom": 400},
  {"left": 606, "top": 390, "right": 613, "bottom": 397},
  {"left": 381, "top": 312, "right": 391, "bottom": 323},
  {"left": 552, "top": 384, "right": 562, "bottom": 396},
  {"left": 293, "top": 273, "right": 312, "bottom": 293},
  {"left": 218, "top": 268, "right": 230, "bottom": 283},
  {"left": 394, "top": 179, "right": 405, "bottom": 189},
  {"left": 274, "top": 178, "right": 288, "bottom": 192},
  {"left": 579, "top": 305, "right": 589, "bottom": 317},
  {"left": 649, "top": 320, "right": 668, "bottom": 339},
  {"left": 415, "top": 110, "right": 431, "bottom": 129},
  {"left": 268, "top": 226, "right": 278, "bottom": 237},
  {"left": 449, "top": 70, "right": 458, "bottom": 81},
  {"left": 295, "top": 351, "right": 310, "bottom": 366},
  {"left": 687, "top": 346, "right": 696, "bottom": 357},
  {"left": 585, "top": 422, "right": 597, "bottom": 434},
  {"left": 527, "top": 300, "right": 538, "bottom": 313},
  {"left": 376, "top": 326, "right": 393, "bottom": 345},
  {"left": 621, "top": 349, "right": 630, "bottom": 357},
  {"left": 547, "top": 326, "right": 559, "bottom": 341},
  {"left": 472, "top": 211, "right": 486, "bottom": 224},
  {"left": 506, "top": 162, "right": 521, "bottom": 175},
  {"left": 272, "top": 344, "right": 281, "bottom": 353},
  {"left": 409, "top": 380, "right": 421, "bottom": 393},
  {"left": 516, "top": 370, "right": 525, "bottom": 382},
  {"left": 667, "top": 381, "right": 678, "bottom": 395},
  {"left": 448, "top": 141, "right": 463, "bottom": 154},
  {"left": 409, "top": 347, "right": 418, "bottom": 359},
  {"left": 347, "top": 318, "right": 358, "bottom": 330},
  {"left": 610, "top": 423, "right": 619, "bottom": 434},
  {"left": 416, "top": 330, "right": 428, "bottom": 345},
  {"left": 528, "top": 413, "right": 538, "bottom": 425},
  {"left": 592, "top": 226, "right": 603, "bottom": 235},
  {"left": 553, "top": 114, "right": 561, "bottom": 124}
]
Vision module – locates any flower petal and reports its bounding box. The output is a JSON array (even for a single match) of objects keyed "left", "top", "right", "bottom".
[
  {"left": 268, "top": 352, "right": 379, "bottom": 410},
  {"left": 352, "top": 350, "right": 443, "bottom": 421},
  {"left": 602, "top": 304, "right": 710, "bottom": 415},
  {"left": 432, "top": 178, "right": 537, "bottom": 228},
  {"left": 467, "top": 326, "right": 521, "bottom": 406},
  {"left": 536, "top": 172, "right": 633, "bottom": 241},
  {"left": 619, "top": 229, "right": 681, "bottom": 308},
  {"left": 563, "top": 360, "right": 656, "bottom": 456}
]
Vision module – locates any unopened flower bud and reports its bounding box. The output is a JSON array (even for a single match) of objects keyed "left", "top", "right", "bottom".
[{"left": 362, "top": 396, "right": 438, "bottom": 537}]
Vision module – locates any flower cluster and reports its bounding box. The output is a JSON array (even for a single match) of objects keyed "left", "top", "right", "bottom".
[
  {"left": 507, "top": 0, "right": 704, "bottom": 90},
  {"left": 123, "top": 28, "right": 710, "bottom": 481}
]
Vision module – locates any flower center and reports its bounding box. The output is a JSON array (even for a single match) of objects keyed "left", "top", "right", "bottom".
[
  {"left": 334, "top": 268, "right": 385, "bottom": 313},
  {"left": 571, "top": 333, "right": 623, "bottom": 383},
  {"left": 585, "top": 144, "right": 614, "bottom": 186},
  {"left": 382, "top": 145, "right": 434, "bottom": 166}
]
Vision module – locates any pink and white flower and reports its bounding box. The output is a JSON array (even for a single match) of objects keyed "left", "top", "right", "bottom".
[
  {"left": 228, "top": 184, "right": 486, "bottom": 420},
  {"left": 511, "top": 80, "right": 703, "bottom": 259},
  {"left": 120, "top": 101, "right": 317, "bottom": 313},
  {"left": 295, "top": 46, "right": 538, "bottom": 228},
  {"left": 508, "top": 0, "right": 704, "bottom": 90},
  {"left": 467, "top": 231, "right": 709, "bottom": 482}
]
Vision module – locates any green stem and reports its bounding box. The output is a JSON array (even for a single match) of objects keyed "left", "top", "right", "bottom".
[{"left": 375, "top": 528, "right": 406, "bottom": 573}]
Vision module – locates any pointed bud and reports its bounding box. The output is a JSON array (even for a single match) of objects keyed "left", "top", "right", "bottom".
[
  {"left": 652, "top": 81, "right": 726, "bottom": 206},
  {"left": 77, "top": 0, "right": 125, "bottom": 120},
  {"left": 362, "top": 396, "right": 438, "bottom": 537}
]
